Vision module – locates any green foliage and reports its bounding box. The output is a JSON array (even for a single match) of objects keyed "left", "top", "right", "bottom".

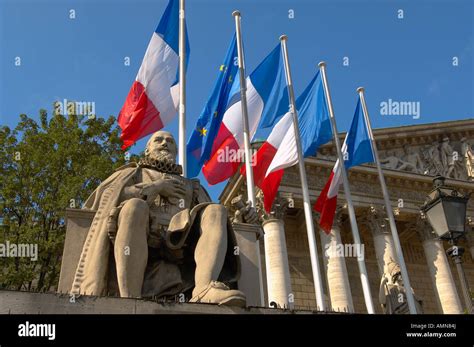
[{"left": 0, "top": 110, "right": 127, "bottom": 291}]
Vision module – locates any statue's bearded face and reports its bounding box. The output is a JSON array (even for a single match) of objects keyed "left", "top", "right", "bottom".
[{"left": 144, "top": 131, "right": 178, "bottom": 163}]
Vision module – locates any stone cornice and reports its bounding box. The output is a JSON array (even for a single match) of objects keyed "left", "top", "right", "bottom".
[
  {"left": 220, "top": 161, "right": 474, "bottom": 217},
  {"left": 219, "top": 119, "right": 474, "bottom": 217},
  {"left": 318, "top": 118, "right": 474, "bottom": 155}
]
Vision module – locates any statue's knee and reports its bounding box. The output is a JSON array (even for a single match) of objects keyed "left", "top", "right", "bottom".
[
  {"left": 121, "top": 198, "right": 149, "bottom": 220},
  {"left": 202, "top": 204, "right": 227, "bottom": 221}
]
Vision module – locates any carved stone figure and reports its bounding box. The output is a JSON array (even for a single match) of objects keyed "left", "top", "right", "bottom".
[
  {"left": 461, "top": 137, "right": 474, "bottom": 180},
  {"left": 380, "top": 150, "right": 400, "bottom": 170},
  {"left": 397, "top": 145, "right": 424, "bottom": 174},
  {"left": 70, "top": 131, "right": 256, "bottom": 306},
  {"left": 440, "top": 137, "right": 456, "bottom": 178},
  {"left": 422, "top": 142, "right": 443, "bottom": 176},
  {"left": 379, "top": 259, "right": 423, "bottom": 314}
]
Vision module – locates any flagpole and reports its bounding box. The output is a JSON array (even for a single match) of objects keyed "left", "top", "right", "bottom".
[
  {"left": 232, "top": 10, "right": 265, "bottom": 306},
  {"left": 357, "top": 87, "right": 417, "bottom": 314},
  {"left": 280, "top": 35, "right": 325, "bottom": 310},
  {"left": 318, "top": 62, "right": 376, "bottom": 314},
  {"left": 178, "top": 0, "right": 187, "bottom": 176}
]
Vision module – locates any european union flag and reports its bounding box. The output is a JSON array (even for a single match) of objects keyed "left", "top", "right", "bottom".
[
  {"left": 345, "top": 98, "right": 375, "bottom": 169},
  {"left": 186, "top": 34, "right": 238, "bottom": 177}
]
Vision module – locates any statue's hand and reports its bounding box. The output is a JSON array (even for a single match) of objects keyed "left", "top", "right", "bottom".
[
  {"left": 136, "top": 177, "right": 186, "bottom": 204},
  {"left": 239, "top": 200, "right": 259, "bottom": 224}
]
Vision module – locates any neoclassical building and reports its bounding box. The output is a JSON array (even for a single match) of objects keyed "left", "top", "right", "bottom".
[{"left": 220, "top": 119, "right": 474, "bottom": 314}]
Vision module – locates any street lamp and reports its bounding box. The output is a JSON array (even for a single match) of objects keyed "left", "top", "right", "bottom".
[{"left": 421, "top": 176, "right": 473, "bottom": 314}]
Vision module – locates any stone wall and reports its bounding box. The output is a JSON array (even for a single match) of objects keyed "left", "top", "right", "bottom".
[{"left": 0, "top": 290, "right": 317, "bottom": 315}]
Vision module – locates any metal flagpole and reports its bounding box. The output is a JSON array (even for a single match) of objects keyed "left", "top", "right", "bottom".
[
  {"left": 178, "top": 0, "right": 187, "bottom": 176},
  {"left": 232, "top": 10, "right": 265, "bottom": 306},
  {"left": 357, "top": 87, "right": 417, "bottom": 314},
  {"left": 318, "top": 62, "right": 376, "bottom": 314},
  {"left": 280, "top": 35, "right": 325, "bottom": 310}
]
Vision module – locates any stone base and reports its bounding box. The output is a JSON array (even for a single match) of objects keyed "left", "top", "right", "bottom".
[
  {"left": 59, "top": 209, "right": 266, "bottom": 307},
  {"left": 0, "top": 290, "right": 322, "bottom": 315}
]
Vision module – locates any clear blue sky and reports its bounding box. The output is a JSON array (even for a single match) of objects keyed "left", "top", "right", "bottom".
[{"left": 1, "top": 0, "right": 473, "bottom": 200}]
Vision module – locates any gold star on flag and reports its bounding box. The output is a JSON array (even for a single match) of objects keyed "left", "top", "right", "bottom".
[
  {"left": 219, "top": 65, "right": 226, "bottom": 72},
  {"left": 198, "top": 127, "right": 208, "bottom": 136}
]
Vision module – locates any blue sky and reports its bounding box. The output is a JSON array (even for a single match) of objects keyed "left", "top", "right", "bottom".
[{"left": 1, "top": 0, "right": 473, "bottom": 200}]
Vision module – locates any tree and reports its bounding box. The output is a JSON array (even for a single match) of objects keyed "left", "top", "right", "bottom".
[{"left": 0, "top": 110, "right": 129, "bottom": 292}]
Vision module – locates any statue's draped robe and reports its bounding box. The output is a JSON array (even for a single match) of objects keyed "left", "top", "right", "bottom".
[
  {"left": 70, "top": 163, "right": 239, "bottom": 297},
  {"left": 380, "top": 278, "right": 423, "bottom": 314}
]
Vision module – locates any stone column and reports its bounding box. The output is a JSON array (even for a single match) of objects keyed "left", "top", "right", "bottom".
[
  {"left": 258, "top": 193, "right": 293, "bottom": 309},
  {"left": 317, "top": 208, "right": 354, "bottom": 312},
  {"left": 466, "top": 218, "right": 474, "bottom": 261},
  {"left": 417, "top": 218, "right": 463, "bottom": 314},
  {"left": 366, "top": 206, "right": 398, "bottom": 276}
]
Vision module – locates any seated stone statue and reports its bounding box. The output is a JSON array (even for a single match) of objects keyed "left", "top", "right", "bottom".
[
  {"left": 379, "top": 260, "right": 423, "bottom": 314},
  {"left": 70, "top": 131, "right": 257, "bottom": 307}
]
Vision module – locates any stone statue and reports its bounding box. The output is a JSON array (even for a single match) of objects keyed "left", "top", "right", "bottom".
[
  {"left": 423, "top": 142, "right": 443, "bottom": 176},
  {"left": 397, "top": 145, "right": 424, "bottom": 174},
  {"left": 440, "top": 137, "right": 456, "bottom": 178},
  {"left": 380, "top": 150, "right": 400, "bottom": 170},
  {"left": 461, "top": 137, "right": 474, "bottom": 180},
  {"left": 379, "top": 259, "right": 423, "bottom": 314},
  {"left": 70, "top": 131, "right": 256, "bottom": 307}
]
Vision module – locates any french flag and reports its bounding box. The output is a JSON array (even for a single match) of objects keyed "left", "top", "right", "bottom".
[
  {"left": 201, "top": 43, "right": 288, "bottom": 185},
  {"left": 260, "top": 116, "right": 297, "bottom": 212},
  {"left": 118, "top": 0, "right": 189, "bottom": 150},
  {"left": 313, "top": 142, "right": 346, "bottom": 233},
  {"left": 314, "top": 98, "right": 375, "bottom": 233},
  {"left": 245, "top": 111, "right": 293, "bottom": 188},
  {"left": 256, "top": 71, "right": 333, "bottom": 212}
]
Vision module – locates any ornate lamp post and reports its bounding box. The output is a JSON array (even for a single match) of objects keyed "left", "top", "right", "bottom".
[{"left": 421, "top": 176, "right": 473, "bottom": 314}]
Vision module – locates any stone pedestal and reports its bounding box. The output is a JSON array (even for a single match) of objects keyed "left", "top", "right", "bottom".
[
  {"left": 232, "top": 222, "right": 264, "bottom": 307},
  {"left": 0, "top": 290, "right": 298, "bottom": 315},
  {"left": 58, "top": 208, "right": 96, "bottom": 293},
  {"left": 59, "top": 209, "right": 264, "bottom": 307},
  {"left": 318, "top": 209, "right": 354, "bottom": 312},
  {"left": 417, "top": 220, "right": 463, "bottom": 314}
]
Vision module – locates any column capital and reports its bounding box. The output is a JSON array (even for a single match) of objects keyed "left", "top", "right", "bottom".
[
  {"left": 312, "top": 205, "right": 345, "bottom": 232},
  {"left": 256, "top": 189, "right": 293, "bottom": 222},
  {"left": 365, "top": 205, "right": 390, "bottom": 236},
  {"left": 409, "top": 214, "right": 438, "bottom": 242}
]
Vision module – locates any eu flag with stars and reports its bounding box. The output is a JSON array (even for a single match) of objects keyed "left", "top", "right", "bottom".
[
  {"left": 345, "top": 97, "right": 375, "bottom": 169},
  {"left": 186, "top": 34, "right": 238, "bottom": 177}
]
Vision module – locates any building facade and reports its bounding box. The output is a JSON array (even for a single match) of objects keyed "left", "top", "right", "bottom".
[{"left": 220, "top": 119, "right": 474, "bottom": 314}]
